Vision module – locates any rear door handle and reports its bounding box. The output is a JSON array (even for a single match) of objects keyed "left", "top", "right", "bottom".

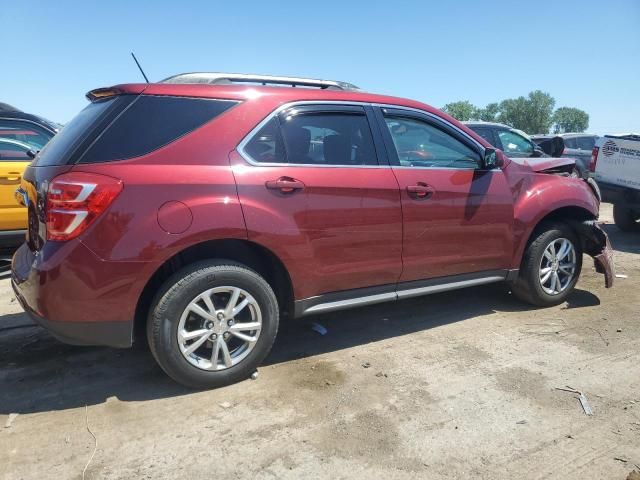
[
  {"left": 407, "top": 183, "right": 435, "bottom": 199},
  {"left": 0, "top": 172, "right": 21, "bottom": 183},
  {"left": 265, "top": 177, "right": 305, "bottom": 193}
]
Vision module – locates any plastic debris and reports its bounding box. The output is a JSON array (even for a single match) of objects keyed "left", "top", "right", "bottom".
[
  {"left": 555, "top": 386, "right": 594, "bottom": 415},
  {"left": 4, "top": 413, "right": 18, "bottom": 428},
  {"left": 311, "top": 322, "right": 327, "bottom": 335},
  {"left": 616, "top": 274, "right": 628, "bottom": 279},
  {"left": 250, "top": 370, "right": 259, "bottom": 380},
  {"left": 218, "top": 402, "right": 232, "bottom": 409}
]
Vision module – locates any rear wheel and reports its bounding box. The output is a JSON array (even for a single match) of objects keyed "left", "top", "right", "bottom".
[
  {"left": 512, "top": 223, "right": 582, "bottom": 307},
  {"left": 613, "top": 204, "right": 640, "bottom": 232},
  {"left": 148, "top": 261, "right": 279, "bottom": 389}
]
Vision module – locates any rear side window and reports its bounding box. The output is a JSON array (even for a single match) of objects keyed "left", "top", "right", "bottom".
[
  {"left": 0, "top": 141, "right": 31, "bottom": 161},
  {"left": 576, "top": 136, "right": 596, "bottom": 150},
  {"left": 243, "top": 111, "right": 378, "bottom": 166},
  {"left": 80, "top": 96, "right": 238, "bottom": 164},
  {"left": 564, "top": 137, "right": 577, "bottom": 149},
  {"left": 0, "top": 120, "right": 54, "bottom": 150}
]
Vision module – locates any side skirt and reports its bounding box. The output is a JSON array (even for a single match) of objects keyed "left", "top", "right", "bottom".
[{"left": 294, "top": 269, "right": 518, "bottom": 317}]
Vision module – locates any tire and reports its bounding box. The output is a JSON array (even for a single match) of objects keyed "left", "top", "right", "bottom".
[
  {"left": 511, "top": 223, "right": 583, "bottom": 307},
  {"left": 147, "top": 260, "right": 279, "bottom": 389},
  {"left": 613, "top": 204, "right": 640, "bottom": 233}
]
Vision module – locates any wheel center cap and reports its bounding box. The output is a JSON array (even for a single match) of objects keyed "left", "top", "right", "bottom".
[{"left": 217, "top": 312, "right": 225, "bottom": 321}]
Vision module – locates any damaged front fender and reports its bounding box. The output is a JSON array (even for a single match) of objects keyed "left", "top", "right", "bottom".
[{"left": 569, "top": 220, "right": 615, "bottom": 288}]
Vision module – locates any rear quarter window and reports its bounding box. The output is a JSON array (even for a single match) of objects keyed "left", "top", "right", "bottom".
[{"left": 79, "top": 96, "right": 238, "bottom": 164}]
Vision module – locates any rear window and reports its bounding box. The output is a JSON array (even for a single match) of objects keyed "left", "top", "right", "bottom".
[
  {"left": 79, "top": 96, "right": 238, "bottom": 164},
  {"left": 576, "top": 136, "right": 596, "bottom": 150},
  {"left": 33, "top": 97, "right": 123, "bottom": 166}
]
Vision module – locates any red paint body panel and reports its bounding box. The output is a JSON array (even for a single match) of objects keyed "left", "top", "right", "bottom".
[
  {"left": 11, "top": 82, "right": 609, "bottom": 348},
  {"left": 391, "top": 167, "right": 514, "bottom": 280}
]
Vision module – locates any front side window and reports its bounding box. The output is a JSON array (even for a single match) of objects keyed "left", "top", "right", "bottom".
[
  {"left": 497, "top": 130, "right": 534, "bottom": 156},
  {"left": 384, "top": 116, "right": 480, "bottom": 168}
]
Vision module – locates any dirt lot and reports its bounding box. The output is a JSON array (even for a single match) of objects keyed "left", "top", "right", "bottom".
[{"left": 0, "top": 203, "right": 638, "bottom": 480}]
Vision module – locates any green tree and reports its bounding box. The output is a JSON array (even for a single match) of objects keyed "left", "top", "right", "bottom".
[
  {"left": 552, "top": 107, "right": 589, "bottom": 133},
  {"left": 442, "top": 100, "right": 477, "bottom": 121},
  {"left": 498, "top": 90, "right": 555, "bottom": 134},
  {"left": 475, "top": 102, "right": 500, "bottom": 122}
]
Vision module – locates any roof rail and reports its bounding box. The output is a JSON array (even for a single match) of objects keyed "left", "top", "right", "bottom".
[{"left": 160, "top": 72, "right": 360, "bottom": 91}]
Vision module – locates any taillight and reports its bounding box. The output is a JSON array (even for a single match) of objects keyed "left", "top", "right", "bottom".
[
  {"left": 589, "top": 146, "right": 599, "bottom": 172},
  {"left": 46, "top": 172, "right": 123, "bottom": 241}
]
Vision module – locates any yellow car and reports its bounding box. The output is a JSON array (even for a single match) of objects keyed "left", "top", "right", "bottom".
[
  {"left": 0, "top": 110, "right": 58, "bottom": 248},
  {"left": 0, "top": 138, "right": 33, "bottom": 246}
]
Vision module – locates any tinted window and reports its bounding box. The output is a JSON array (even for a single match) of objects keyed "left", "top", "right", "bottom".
[
  {"left": 33, "top": 97, "right": 120, "bottom": 166},
  {"left": 279, "top": 112, "right": 377, "bottom": 166},
  {"left": 0, "top": 120, "right": 53, "bottom": 150},
  {"left": 244, "top": 118, "right": 285, "bottom": 163},
  {"left": 564, "top": 137, "right": 577, "bottom": 149},
  {"left": 0, "top": 140, "right": 30, "bottom": 161},
  {"left": 576, "top": 136, "right": 596, "bottom": 150},
  {"left": 497, "top": 130, "right": 533, "bottom": 156},
  {"left": 80, "top": 96, "right": 238, "bottom": 164},
  {"left": 470, "top": 127, "right": 495, "bottom": 146},
  {"left": 384, "top": 116, "right": 479, "bottom": 168}
]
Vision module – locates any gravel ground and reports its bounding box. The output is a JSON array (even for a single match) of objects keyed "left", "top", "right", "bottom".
[{"left": 0, "top": 203, "right": 638, "bottom": 480}]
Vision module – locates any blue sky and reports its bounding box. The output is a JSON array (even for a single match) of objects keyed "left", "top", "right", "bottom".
[{"left": 2, "top": 0, "right": 638, "bottom": 134}]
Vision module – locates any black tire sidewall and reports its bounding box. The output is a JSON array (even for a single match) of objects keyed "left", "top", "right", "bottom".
[
  {"left": 148, "top": 262, "right": 279, "bottom": 389},
  {"left": 613, "top": 205, "right": 640, "bottom": 232},
  {"left": 516, "top": 224, "right": 583, "bottom": 306}
]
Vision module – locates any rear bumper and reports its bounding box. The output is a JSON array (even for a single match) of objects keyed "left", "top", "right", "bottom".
[{"left": 10, "top": 241, "right": 140, "bottom": 348}]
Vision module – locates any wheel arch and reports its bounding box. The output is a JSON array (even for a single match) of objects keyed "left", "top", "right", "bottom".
[
  {"left": 513, "top": 205, "right": 598, "bottom": 268},
  {"left": 133, "top": 238, "right": 294, "bottom": 342}
]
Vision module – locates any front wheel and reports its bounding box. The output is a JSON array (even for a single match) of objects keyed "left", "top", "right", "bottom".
[
  {"left": 512, "top": 223, "right": 583, "bottom": 307},
  {"left": 147, "top": 261, "right": 279, "bottom": 389}
]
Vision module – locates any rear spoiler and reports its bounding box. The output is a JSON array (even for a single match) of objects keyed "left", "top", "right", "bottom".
[{"left": 85, "top": 84, "right": 148, "bottom": 102}]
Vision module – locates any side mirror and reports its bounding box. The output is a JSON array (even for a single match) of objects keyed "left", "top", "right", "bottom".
[{"left": 482, "top": 148, "right": 503, "bottom": 169}]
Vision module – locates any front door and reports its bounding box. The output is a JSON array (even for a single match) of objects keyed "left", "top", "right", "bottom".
[
  {"left": 375, "top": 107, "right": 514, "bottom": 282},
  {"left": 233, "top": 104, "right": 403, "bottom": 300}
]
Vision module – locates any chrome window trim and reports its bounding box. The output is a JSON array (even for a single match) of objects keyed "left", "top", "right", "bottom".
[
  {"left": 236, "top": 100, "right": 489, "bottom": 169},
  {"left": 0, "top": 117, "right": 57, "bottom": 135}
]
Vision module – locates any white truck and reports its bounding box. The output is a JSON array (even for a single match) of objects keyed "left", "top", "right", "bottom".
[{"left": 591, "top": 134, "right": 640, "bottom": 231}]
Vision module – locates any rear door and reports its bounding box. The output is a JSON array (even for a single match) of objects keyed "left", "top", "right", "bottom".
[
  {"left": 374, "top": 107, "right": 514, "bottom": 282},
  {"left": 233, "top": 104, "right": 403, "bottom": 300},
  {"left": 0, "top": 141, "right": 31, "bottom": 231}
]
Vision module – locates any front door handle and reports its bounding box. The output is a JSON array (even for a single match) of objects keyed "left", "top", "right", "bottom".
[
  {"left": 407, "top": 183, "right": 435, "bottom": 199},
  {"left": 265, "top": 177, "right": 305, "bottom": 193}
]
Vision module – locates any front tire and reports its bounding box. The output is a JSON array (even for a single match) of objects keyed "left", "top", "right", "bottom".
[
  {"left": 512, "top": 223, "right": 582, "bottom": 307},
  {"left": 613, "top": 204, "right": 640, "bottom": 232},
  {"left": 148, "top": 261, "right": 279, "bottom": 389}
]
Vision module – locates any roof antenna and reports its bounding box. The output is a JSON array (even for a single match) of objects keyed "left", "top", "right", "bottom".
[{"left": 130, "top": 52, "right": 149, "bottom": 83}]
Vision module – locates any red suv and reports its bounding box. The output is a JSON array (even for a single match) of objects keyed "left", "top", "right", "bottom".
[{"left": 11, "top": 73, "right": 614, "bottom": 388}]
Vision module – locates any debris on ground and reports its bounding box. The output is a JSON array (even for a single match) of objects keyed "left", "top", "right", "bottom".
[
  {"left": 375, "top": 372, "right": 388, "bottom": 378},
  {"left": 516, "top": 420, "right": 527, "bottom": 425},
  {"left": 617, "top": 328, "right": 623, "bottom": 332},
  {"left": 4, "top": 413, "right": 18, "bottom": 428},
  {"left": 311, "top": 322, "right": 327, "bottom": 335},
  {"left": 219, "top": 402, "right": 232, "bottom": 409},
  {"left": 361, "top": 362, "right": 371, "bottom": 369},
  {"left": 555, "top": 386, "right": 594, "bottom": 415},
  {"left": 250, "top": 370, "right": 259, "bottom": 380},
  {"left": 615, "top": 457, "right": 629, "bottom": 463},
  {"left": 616, "top": 274, "right": 628, "bottom": 279}
]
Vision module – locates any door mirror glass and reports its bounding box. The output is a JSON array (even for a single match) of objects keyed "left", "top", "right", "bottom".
[{"left": 483, "top": 148, "right": 502, "bottom": 169}]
